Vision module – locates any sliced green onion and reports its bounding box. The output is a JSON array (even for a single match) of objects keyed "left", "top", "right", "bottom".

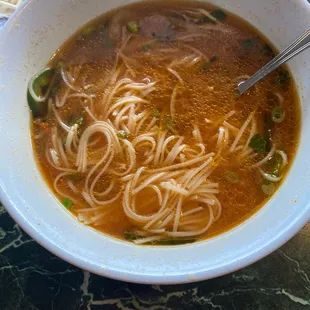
[
  {"left": 279, "top": 70, "right": 290, "bottom": 86},
  {"left": 263, "top": 112, "right": 273, "bottom": 152},
  {"left": 27, "top": 67, "right": 55, "bottom": 118},
  {"left": 271, "top": 153, "right": 283, "bottom": 177},
  {"left": 163, "top": 115, "right": 175, "bottom": 132},
  {"left": 271, "top": 106, "right": 285, "bottom": 123},
  {"left": 202, "top": 61, "right": 211, "bottom": 70},
  {"left": 210, "top": 55, "right": 217, "bottom": 62},
  {"left": 61, "top": 197, "right": 73, "bottom": 209},
  {"left": 124, "top": 231, "right": 141, "bottom": 241},
  {"left": 202, "top": 56, "right": 216, "bottom": 71},
  {"left": 97, "top": 24, "right": 105, "bottom": 32},
  {"left": 75, "top": 116, "right": 84, "bottom": 126},
  {"left": 242, "top": 38, "right": 256, "bottom": 48},
  {"left": 117, "top": 130, "right": 129, "bottom": 139},
  {"left": 224, "top": 171, "right": 240, "bottom": 184},
  {"left": 56, "top": 61, "right": 67, "bottom": 72},
  {"left": 141, "top": 44, "right": 151, "bottom": 52},
  {"left": 155, "top": 238, "right": 196, "bottom": 245},
  {"left": 152, "top": 108, "right": 160, "bottom": 120},
  {"left": 211, "top": 9, "right": 227, "bottom": 21},
  {"left": 66, "top": 173, "right": 82, "bottom": 181},
  {"left": 124, "top": 232, "right": 196, "bottom": 245},
  {"left": 81, "top": 25, "right": 96, "bottom": 36},
  {"left": 261, "top": 181, "right": 275, "bottom": 195},
  {"left": 261, "top": 44, "right": 274, "bottom": 57},
  {"left": 127, "top": 21, "right": 138, "bottom": 33},
  {"left": 249, "top": 133, "right": 267, "bottom": 153}
]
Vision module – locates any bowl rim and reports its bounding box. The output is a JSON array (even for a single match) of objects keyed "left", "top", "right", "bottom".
[{"left": 1, "top": 0, "right": 310, "bottom": 285}]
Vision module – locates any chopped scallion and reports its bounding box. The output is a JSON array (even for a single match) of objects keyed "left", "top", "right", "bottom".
[
  {"left": 67, "top": 173, "right": 82, "bottom": 181},
  {"left": 141, "top": 44, "right": 151, "bottom": 52},
  {"left": 163, "top": 115, "right": 175, "bottom": 132},
  {"left": 261, "top": 44, "right": 274, "bottom": 57},
  {"left": 261, "top": 181, "right": 275, "bottom": 195},
  {"left": 117, "top": 130, "right": 129, "bottom": 139},
  {"left": 203, "top": 61, "right": 211, "bottom": 70},
  {"left": 124, "top": 232, "right": 196, "bottom": 245},
  {"left": 271, "top": 153, "right": 283, "bottom": 177},
  {"left": 124, "top": 231, "right": 141, "bottom": 241},
  {"left": 263, "top": 112, "right": 273, "bottom": 152},
  {"left": 81, "top": 25, "right": 96, "bottom": 36},
  {"left": 61, "top": 198, "right": 73, "bottom": 209},
  {"left": 211, "top": 9, "right": 227, "bottom": 21},
  {"left": 249, "top": 133, "right": 267, "bottom": 153},
  {"left": 27, "top": 67, "right": 55, "bottom": 118},
  {"left": 279, "top": 70, "right": 290, "bottom": 86},
  {"left": 202, "top": 56, "right": 216, "bottom": 71},
  {"left": 242, "top": 38, "right": 256, "bottom": 48},
  {"left": 127, "top": 21, "right": 138, "bottom": 33},
  {"left": 155, "top": 238, "right": 196, "bottom": 245},
  {"left": 152, "top": 108, "right": 160, "bottom": 120},
  {"left": 271, "top": 106, "right": 285, "bottom": 123},
  {"left": 76, "top": 117, "right": 84, "bottom": 126},
  {"left": 210, "top": 55, "right": 217, "bottom": 62},
  {"left": 97, "top": 24, "right": 105, "bottom": 32}
]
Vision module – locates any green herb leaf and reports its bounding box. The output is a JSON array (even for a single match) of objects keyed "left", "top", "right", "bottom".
[
  {"left": 75, "top": 116, "right": 84, "bottom": 126},
  {"left": 61, "top": 197, "right": 73, "bottom": 209},
  {"left": 97, "top": 24, "right": 105, "bottom": 32},
  {"left": 152, "top": 108, "right": 160, "bottom": 120},
  {"left": 124, "top": 231, "right": 141, "bottom": 241},
  {"left": 210, "top": 55, "right": 217, "bottom": 63},
  {"left": 81, "top": 25, "right": 96, "bottom": 36},
  {"left": 27, "top": 67, "right": 55, "bottom": 118},
  {"left": 154, "top": 238, "right": 196, "bottom": 245},
  {"left": 141, "top": 44, "right": 151, "bottom": 52},
  {"left": 224, "top": 171, "right": 240, "bottom": 184},
  {"left": 270, "top": 153, "right": 283, "bottom": 177},
  {"left": 127, "top": 21, "right": 138, "bottom": 33},
  {"left": 249, "top": 133, "right": 267, "bottom": 153},
  {"left": 202, "top": 61, "right": 211, "bottom": 70},
  {"left": 271, "top": 106, "right": 285, "bottom": 123},
  {"left": 211, "top": 9, "right": 227, "bottom": 21},
  {"left": 55, "top": 61, "right": 67, "bottom": 74},
  {"left": 124, "top": 232, "right": 196, "bottom": 245},
  {"left": 261, "top": 44, "right": 274, "bottom": 57},
  {"left": 263, "top": 112, "right": 273, "bottom": 152},
  {"left": 242, "top": 38, "right": 256, "bottom": 48},
  {"left": 67, "top": 173, "right": 82, "bottom": 181},
  {"left": 163, "top": 115, "right": 175, "bottom": 132},
  {"left": 279, "top": 70, "right": 290, "bottom": 86},
  {"left": 99, "top": 26, "right": 114, "bottom": 48},
  {"left": 117, "top": 130, "right": 129, "bottom": 139},
  {"left": 261, "top": 180, "right": 275, "bottom": 195}
]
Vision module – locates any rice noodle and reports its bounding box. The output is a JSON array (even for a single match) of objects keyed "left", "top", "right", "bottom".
[
  {"left": 34, "top": 24, "right": 292, "bottom": 244},
  {"left": 230, "top": 111, "right": 255, "bottom": 152},
  {"left": 252, "top": 146, "right": 276, "bottom": 168}
]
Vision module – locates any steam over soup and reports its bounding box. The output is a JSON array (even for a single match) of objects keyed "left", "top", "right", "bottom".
[{"left": 29, "top": 1, "right": 300, "bottom": 245}]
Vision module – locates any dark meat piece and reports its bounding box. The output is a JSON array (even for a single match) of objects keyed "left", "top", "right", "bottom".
[{"left": 139, "top": 15, "right": 175, "bottom": 41}]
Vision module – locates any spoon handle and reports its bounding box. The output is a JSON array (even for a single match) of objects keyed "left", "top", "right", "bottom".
[{"left": 238, "top": 29, "right": 310, "bottom": 95}]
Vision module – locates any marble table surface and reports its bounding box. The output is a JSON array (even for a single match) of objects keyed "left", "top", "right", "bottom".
[
  {"left": 1, "top": 13, "right": 310, "bottom": 310},
  {"left": 0, "top": 202, "right": 310, "bottom": 310}
]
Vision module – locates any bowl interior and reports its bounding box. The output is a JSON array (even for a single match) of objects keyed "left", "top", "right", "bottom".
[{"left": 0, "top": 0, "right": 310, "bottom": 284}]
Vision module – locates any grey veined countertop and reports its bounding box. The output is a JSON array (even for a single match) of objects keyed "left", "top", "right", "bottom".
[
  {"left": 0, "top": 12, "right": 310, "bottom": 310},
  {"left": 0, "top": 202, "right": 309, "bottom": 310}
]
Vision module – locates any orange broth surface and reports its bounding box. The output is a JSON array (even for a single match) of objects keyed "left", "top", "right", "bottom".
[{"left": 31, "top": 0, "right": 300, "bottom": 243}]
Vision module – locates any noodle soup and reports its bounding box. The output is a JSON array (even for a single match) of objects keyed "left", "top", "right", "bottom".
[{"left": 28, "top": 0, "right": 300, "bottom": 245}]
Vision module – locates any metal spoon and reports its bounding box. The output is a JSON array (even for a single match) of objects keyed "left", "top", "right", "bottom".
[{"left": 238, "top": 29, "right": 310, "bottom": 95}]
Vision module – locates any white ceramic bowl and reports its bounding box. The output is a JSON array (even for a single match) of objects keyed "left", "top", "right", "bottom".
[{"left": 1, "top": 0, "right": 310, "bottom": 284}]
